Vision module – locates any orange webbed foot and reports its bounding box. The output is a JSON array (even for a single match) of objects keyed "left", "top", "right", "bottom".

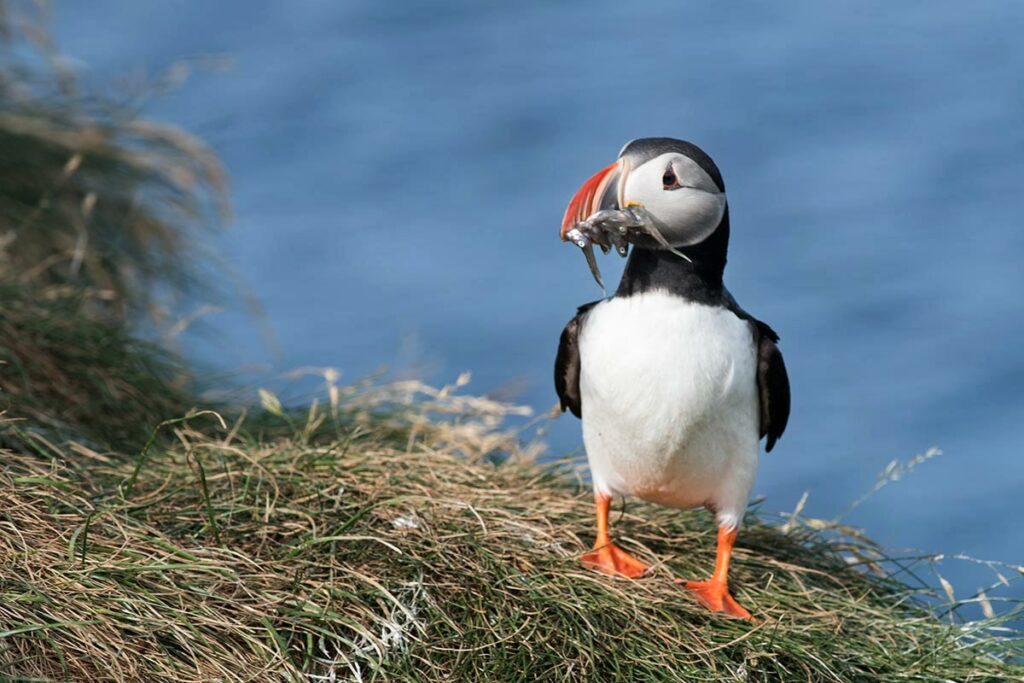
[
  {"left": 677, "top": 578, "right": 753, "bottom": 620},
  {"left": 581, "top": 543, "right": 651, "bottom": 578}
]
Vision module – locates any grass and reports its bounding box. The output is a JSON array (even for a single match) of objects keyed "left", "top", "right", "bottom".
[
  {"left": 1, "top": 382, "right": 1021, "bottom": 682},
  {"left": 1, "top": 1, "right": 237, "bottom": 328},
  {"left": 0, "top": 2, "right": 227, "bottom": 450},
  {"left": 0, "top": 5, "right": 1021, "bottom": 681},
  {"left": 0, "top": 284, "right": 195, "bottom": 450}
]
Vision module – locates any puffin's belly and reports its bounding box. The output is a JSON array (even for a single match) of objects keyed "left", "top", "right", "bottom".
[{"left": 579, "top": 291, "right": 760, "bottom": 514}]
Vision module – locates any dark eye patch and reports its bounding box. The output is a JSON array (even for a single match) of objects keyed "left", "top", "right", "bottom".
[{"left": 662, "top": 165, "right": 681, "bottom": 190}]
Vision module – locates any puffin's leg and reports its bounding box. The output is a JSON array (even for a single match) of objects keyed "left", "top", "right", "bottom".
[
  {"left": 580, "top": 493, "right": 650, "bottom": 578},
  {"left": 677, "top": 526, "right": 752, "bottom": 620}
]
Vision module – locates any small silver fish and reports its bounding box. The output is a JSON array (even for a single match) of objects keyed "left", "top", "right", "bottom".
[
  {"left": 565, "top": 227, "right": 605, "bottom": 293},
  {"left": 581, "top": 241, "right": 605, "bottom": 292},
  {"left": 566, "top": 205, "right": 694, "bottom": 293},
  {"left": 624, "top": 206, "right": 691, "bottom": 263},
  {"left": 610, "top": 231, "right": 629, "bottom": 257}
]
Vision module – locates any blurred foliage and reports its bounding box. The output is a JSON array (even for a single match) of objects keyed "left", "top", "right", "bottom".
[
  {"left": 0, "top": 2, "right": 227, "bottom": 448},
  {"left": 0, "top": 0, "right": 230, "bottom": 326},
  {"left": 0, "top": 284, "right": 193, "bottom": 449}
]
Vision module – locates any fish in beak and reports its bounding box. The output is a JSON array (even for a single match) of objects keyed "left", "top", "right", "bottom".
[
  {"left": 560, "top": 159, "right": 627, "bottom": 241},
  {"left": 560, "top": 158, "right": 631, "bottom": 291},
  {"left": 561, "top": 147, "right": 702, "bottom": 291}
]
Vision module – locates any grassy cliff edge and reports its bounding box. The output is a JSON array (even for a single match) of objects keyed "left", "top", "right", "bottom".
[
  {"left": 1, "top": 7, "right": 1021, "bottom": 678},
  {"left": 2, "top": 386, "right": 1022, "bottom": 682}
]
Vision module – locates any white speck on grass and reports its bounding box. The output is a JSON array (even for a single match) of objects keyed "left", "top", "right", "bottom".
[
  {"left": 309, "top": 580, "right": 426, "bottom": 682},
  {"left": 504, "top": 520, "right": 570, "bottom": 556},
  {"left": 391, "top": 515, "right": 420, "bottom": 530}
]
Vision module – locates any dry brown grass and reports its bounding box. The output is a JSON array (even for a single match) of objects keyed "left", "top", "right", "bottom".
[
  {"left": 0, "top": 5, "right": 1021, "bottom": 682},
  {"left": 0, "top": 285, "right": 195, "bottom": 450},
  {"left": 1, "top": 381, "right": 1021, "bottom": 682},
  {"left": 1, "top": 1, "right": 236, "bottom": 328},
  {"left": 0, "top": 1, "right": 234, "bottom": 452}
]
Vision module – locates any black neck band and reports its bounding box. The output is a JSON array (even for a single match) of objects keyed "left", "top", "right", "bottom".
[{"left": 615, "top": 208, "right": 730, "bottom": 303}]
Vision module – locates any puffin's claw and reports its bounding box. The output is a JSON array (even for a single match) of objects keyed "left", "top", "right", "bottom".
[
  {"left": 582, "top": 542, "right": 651, "bottom": 579},
  {"left": 678, "top": 578, "right": 753, "bottom": 620},
  {"left": 674, "top": 527, "right": 753, "bottom": 620}
]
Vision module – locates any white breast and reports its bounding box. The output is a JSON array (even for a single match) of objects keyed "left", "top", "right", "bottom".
[{"left": 578, "top": 290, "right": 760, "bottom": 530}]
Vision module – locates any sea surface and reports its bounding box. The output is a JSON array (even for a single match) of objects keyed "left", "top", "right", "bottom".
[{"left": 55, "top": 2, "right": 1024, "bottom": 605}]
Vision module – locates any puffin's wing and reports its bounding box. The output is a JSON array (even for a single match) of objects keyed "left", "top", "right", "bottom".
[
  {"left": 722, "top": 290, "right": 790, "bottom": 451},
  {"left": 753, "top": 320, "right": 790, "bottom": 452},
  {"left": 554, "top": 301, "right": 599, "bottom": 418}
]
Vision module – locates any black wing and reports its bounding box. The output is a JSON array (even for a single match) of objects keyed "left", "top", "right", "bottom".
[
  {"left": 722, "top": 290, "right": 790, "bottom": 452},
  {"left": 753, "top": 320, "right": 790, "bottom": 452},
  {"left": 554, "top": 302, "right": 599, "bottom": 419}
]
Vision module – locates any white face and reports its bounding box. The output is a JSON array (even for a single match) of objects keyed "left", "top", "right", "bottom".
[{"left": 621, "top": 152, "right": 727, "bottom": 247}]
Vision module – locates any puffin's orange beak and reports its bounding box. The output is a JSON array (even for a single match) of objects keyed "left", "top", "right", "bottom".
[{"left": 560, "top": 159, "right": 625, "bottom": 240}]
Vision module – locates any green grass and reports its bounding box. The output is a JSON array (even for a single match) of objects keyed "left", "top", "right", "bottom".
[
  {"left": 0, "top": 284, "right": 196, "bottom": 450},
  {"left": 0, "top": 3, "right": 229, "bottom": 450},
  {"left": 0, "top": 5, "right": 1021, "bottom": 681},
  {"left": 1, "top": 2, "right": 246, "bottom": 334},
  {"left": 1, "top": 386, "right": 1021, "bottom": 682}
]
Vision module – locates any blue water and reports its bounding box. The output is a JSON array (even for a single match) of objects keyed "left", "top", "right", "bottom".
[{"left": 55, "top": 2, "right": 1024, "bottom": 606}]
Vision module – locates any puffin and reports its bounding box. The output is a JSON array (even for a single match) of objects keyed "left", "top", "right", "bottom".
[{"left": 554, "top": 138, "right": 790, "bottom": 620}]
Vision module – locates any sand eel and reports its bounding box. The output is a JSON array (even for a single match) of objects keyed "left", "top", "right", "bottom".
[{"left": 555, "top": 138, "right": 791, "bottom": 619}]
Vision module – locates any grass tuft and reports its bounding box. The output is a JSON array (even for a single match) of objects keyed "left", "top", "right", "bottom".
[
  {"left": 0, "top": 285, "right": 195, "bottom": 450},
  {"left": 0, "top": 21, "right": 231, "bottom": 326},
  {"left": 1, "top": 387, "right": 1021, "bottom": 682},
  {"left": 0, "top": 5, "right": 1020, "bottom": 682}
]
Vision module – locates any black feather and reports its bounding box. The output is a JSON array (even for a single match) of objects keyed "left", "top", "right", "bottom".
[
  {"left": 553, "top": 302, "right": 598, "bottom": 419},
  {"left": 721, "top": 291, "right": 791, "bottom": 452},
  {"left": 752, "top": 320, "right": 790, "bottom": 452}
]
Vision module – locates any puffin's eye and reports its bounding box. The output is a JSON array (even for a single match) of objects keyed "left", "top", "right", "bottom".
[{"left": 662, "top": 166, "right": 680, "bottom": 189}]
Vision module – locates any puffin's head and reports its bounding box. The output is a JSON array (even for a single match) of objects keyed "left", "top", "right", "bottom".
[{"left": 560, "top": 138, "right": 727, "bottom": 251}]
